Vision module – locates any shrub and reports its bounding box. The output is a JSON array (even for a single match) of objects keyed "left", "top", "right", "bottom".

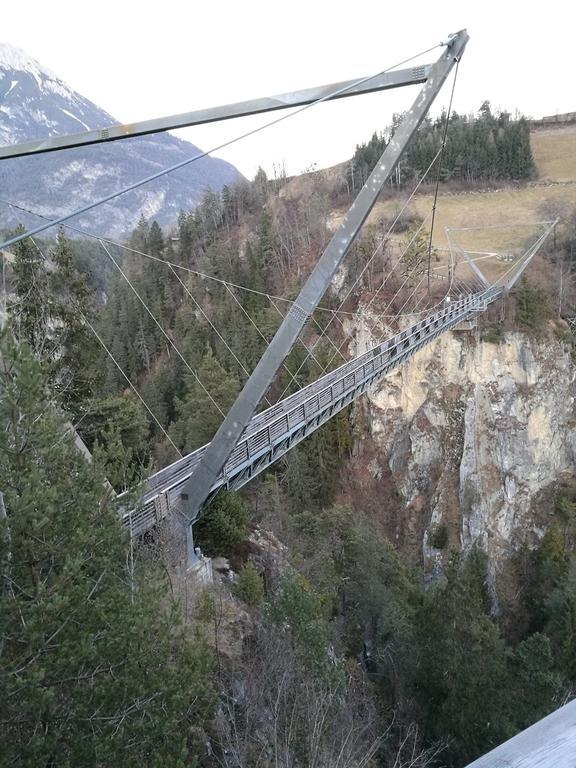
[
  {"left": 429, "top": 524, "right": 449, "bottom": 550},
  {"left": 482, "top": 326, "right": 504, "bottom": 344},
  {"left": 236, "top": 562, "right": 264, "bottom": 607},
  {"left": 195, "top": 491, "right": 249, "bottom": 557},
  {"left": 516, "top": 278, "right": 550, "bottom": 330}
]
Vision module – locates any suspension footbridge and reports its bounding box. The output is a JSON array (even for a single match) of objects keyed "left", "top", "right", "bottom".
[
  {"left": 0, "top": 29, "right": 570, "bottom": 765},
  {"left": 0, "top": 29, "right": 556, "bottom": 546}
]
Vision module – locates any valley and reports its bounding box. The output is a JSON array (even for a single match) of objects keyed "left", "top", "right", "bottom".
[{"left": 2, "top": 39, "right": 576, "bottom": 768}]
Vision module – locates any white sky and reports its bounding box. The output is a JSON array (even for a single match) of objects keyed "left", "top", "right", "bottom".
[{"left": 4, "top": 0, "right": 574, "bottom": 179}]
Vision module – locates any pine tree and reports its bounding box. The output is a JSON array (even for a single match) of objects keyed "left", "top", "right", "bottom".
[
  {"left": 248, "top": 211, "right": 275, "bottom": 294},
  {"left": 148, "top": 220, "right": 164, "bottom": 256},
  {"left": 0, "top": 333, "right": 214, "bottom": 766},
  {"left": 129, "top": 214, "right": 150, "bottom": 252},
  {"left": 79, "top": 393, "right": 151, "bottom": 481},
  {"left": 8, "top": 227, "right": 48, "bottom": 355},
  {"left": 177, "top": 209, "right": 192, "bottom": 260},
  {"left": 350, "top": 103, "right": 536, "bottom": 185},
  {"left": 268, "top": 573, "right": 335, "bottom": 676},
  {"left": 511, "top": 633, "right": 559, "bottom": 729},
  {"left": 49, "top": 228, "right": 101, "bottom": 415},
  {"left": 516, "top": 277, "right": 550, "bottom": 329},
  {"left": 195, "top": 491, "right": 249, "bottom": 556},
  {"left": 408, "top": 552, "right": 514, "bottom": 765},
  {"left": 253, "top": 166, "right": 268, "bottom": 202},
  {"left": 170, "top": 345, "right": 240, "bottom": 452},
  {"left": 236, "top": 562, "right": 265, "bottom": 607}
]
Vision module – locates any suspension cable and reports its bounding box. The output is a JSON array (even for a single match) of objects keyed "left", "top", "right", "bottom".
[
  {"left": 0, "top": 43, "right": 444, "bottom": 251},
  {"left": 0, "top": 196, "right": 319, "bottom": 400},
  {"left": 363, "top": 210, "right": 434, "bottom": 315},
  {"left": 367, "top": 234, "right": 458, "bottom": 339},
  {"left": 281, "top": 62, "right": 464, "bottom": 385},
  {"left": 14, "top": 236, "right": 181, "bottom": 455},
  {"left": 165, "top": 262, "right": 273, "bottom": 406},
  {"left": 277, "top": 145, "right": 447, "bottom": 393},
  {"left": 99, "top": 239, "right": 225, "bottom": 417},
  {"left": 80, "top": 311, "right": 183, "bottom": 457},
  {"left": 426, "top": 59, "right": 459, "bottom": 296},
  {"left": 268, "top": 295, "right": 347, "bottom": 366},
  {"left": 0, "top": 197, "right": 362, "bottom": 318},
  {"left": 318, "top": 211, "right": 436, "bottom": 371},
  {"left": 221, "top": 283, "right": 305, "bottom": 392}
]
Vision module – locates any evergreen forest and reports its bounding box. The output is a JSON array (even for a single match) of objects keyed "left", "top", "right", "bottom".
[
  {"left": 2, "top": 105, "right": 576, "bottom": 767},
  {"left": 349, "top": 102, "right": 535, "bottom": 189}
]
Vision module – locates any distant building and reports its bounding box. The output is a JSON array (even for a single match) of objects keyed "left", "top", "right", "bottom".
[{"left": 532, "top": 111, "right": 576, "bottom": 128}]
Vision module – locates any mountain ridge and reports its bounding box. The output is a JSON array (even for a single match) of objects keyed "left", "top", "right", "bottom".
[{"left": 0, "top": 42, "right": 242, "bottom": 237}]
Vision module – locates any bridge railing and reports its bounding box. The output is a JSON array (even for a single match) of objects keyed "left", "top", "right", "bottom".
[{"left": 124, "top": 287, "right": 502, "bottom": 535}]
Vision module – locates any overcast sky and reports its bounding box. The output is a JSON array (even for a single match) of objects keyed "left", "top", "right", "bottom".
[{"left": 3, "top": 0, "right": 573, "bottom": 178}]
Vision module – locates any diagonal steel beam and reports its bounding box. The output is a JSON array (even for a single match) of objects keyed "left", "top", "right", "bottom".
[
  {"left": 179, "top": 30, "right": 469, "bottom": 558},
  {"left": 0, "top": 66, "right": 430, "bottom": 160},
  {"left": 446, "top": 228, "right": 491, "bottom": 288},
  {"left": 504, "top": 220, "right": 557, "bottom": 289},
  {"left": 125, "top": 285, "right": 500, "bottom": 538}
]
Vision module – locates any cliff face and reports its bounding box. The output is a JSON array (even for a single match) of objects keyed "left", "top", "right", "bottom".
[{"left": 351, "top": 322, "right": 576, "bottom": 575}]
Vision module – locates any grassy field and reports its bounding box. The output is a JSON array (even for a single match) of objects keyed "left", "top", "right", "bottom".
[
  {"left": 531, "top": 125, "right": 576, "bottom": 182},
  {"left": 328, "top": 124, "right": 576, "bottom": 285}
]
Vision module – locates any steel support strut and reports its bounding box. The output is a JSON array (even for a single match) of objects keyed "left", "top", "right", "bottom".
[
  {"left": 180, "top": 30, "right": 469, "bottom": 567},
  {"left": 0, "top": 67, "right": 430, "bottom": 160}
]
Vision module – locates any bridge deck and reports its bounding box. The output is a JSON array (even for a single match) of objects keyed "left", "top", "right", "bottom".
[
  {"left": 123, "top": 287, "right": 502, "bottom": 535},
  {"left": 463, "top": 699, "right": 576, "bottom": 767}
]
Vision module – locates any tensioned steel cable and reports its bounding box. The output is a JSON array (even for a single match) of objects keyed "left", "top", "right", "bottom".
[
  {"left": 317, "top": 211, "right": 436, "bottom": 371},
  {"left": 277, "top": 144, "right": 449, "bottom": 394},
  {"left": 0, "top": 42, "right": 443, "bottom": 251},
  {"left": 323, "top": 222, "right": 499, "bottom": 367},
  {"left": 494, "top": 224, "right": 555, "bottom": 288},
  {"left": 12, "top": 236, "right": 181, "bottom": 455},
  {"left": 286, "top": 64, "right": 463, "bottom": 384},
  {"left": 0, "top": 196, "right": 340, "bottom": 394},
  {"left": 80, "top": 311, "right": 183, "bottom": 457},
  {"left": 448, "top": 221, "right": 555, "bottom": 231},
  {"left": 220, "top": 283, "right": 306, "bottom": 390},
  {"left": 365, "top": 232, "right": 459, "bottom": 339},
  {"left": 387, "top": 228, "right": 552, "bottom": 332},
  {"left": 268, "top": 295, "right": 347, "bottom": 366},
  {"left": 98, "top": 239, "right": 226, "bottom": 417},
  {"left": 165, "top": 262, "right": 274, "bottom": 406},
  {"left": 361, "top": 210, "right": 434, "bottom": 315},
  {"left": 1, "top": 195, "right": 361, "bottom": 398},
  {"left": 0, "top": 53, "right": 465, "bottom": 418},
  {"left": 277, "top": 217, "right": 448, "bottom": 401},
  {"left": 284, "top": 150, "right": 449, "bottom": 390},
  {"left": 0, "top": 197, "right": 362, "bottom": 318},
  {"left": 426, "top": 59, "right": 459, "bottom": 297}
]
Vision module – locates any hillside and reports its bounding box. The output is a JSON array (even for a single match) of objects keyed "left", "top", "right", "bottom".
[
  {"left": 322, "top": 122, "right": 576, "bottom": 288},
  {"left": 411, "top": 124, "right": 576, "bottom": 246},
  {"left": 0, "top": 43, "right": 242, "bottom": 236},
  {"left": 3, "top": 101, "right": 576, "bottom": 767},
  {"left": 531, "top": 123, "right": 576, "bottom": 181}
]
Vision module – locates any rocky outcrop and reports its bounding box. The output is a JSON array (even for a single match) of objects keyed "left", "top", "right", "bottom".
[{"left": 351, "top": 322, "right": 576, "bottom": 573}]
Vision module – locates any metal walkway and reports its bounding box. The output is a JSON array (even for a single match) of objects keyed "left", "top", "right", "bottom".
[
  {"left": 124, "top": 285, "right": 502, "bottom": 536},
  {"left": 463, "top": 698, "right": 576, "bottom": 768}
]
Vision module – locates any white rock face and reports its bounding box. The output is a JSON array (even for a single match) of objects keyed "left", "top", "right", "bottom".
[{"left": 353, "top": 324, "right": 576, "bottom": 570}]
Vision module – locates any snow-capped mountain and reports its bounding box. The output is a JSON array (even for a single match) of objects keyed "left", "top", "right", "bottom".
[{"left": 0, "top": 43, "right": 242, "bottom": 237}]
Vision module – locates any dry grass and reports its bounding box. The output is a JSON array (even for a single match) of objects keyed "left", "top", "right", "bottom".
[
  {"left": 338, "top": 184, "right": 575, "bottom": 284},
  {"left": 325, "top": 126, "right": 576, "bottom": 287},
  {"left": 531, "top": 125, "right": 576, "bottom": 182}
]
